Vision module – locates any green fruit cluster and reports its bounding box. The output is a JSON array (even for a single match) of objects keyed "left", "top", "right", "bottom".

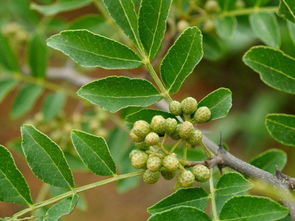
[{"left": 169, "top": 97, "right": 211, "bottom": 124}]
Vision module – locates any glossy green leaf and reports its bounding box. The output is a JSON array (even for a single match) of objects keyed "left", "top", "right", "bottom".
[
  {"left": 28, "top": 33, "right": 47, "bottom": 79},
  {"left": 77, "top": 76, "right": 162, "bottom": 113},
  {"left": 216, "top": 17, "right": 237, "bottom": 39},
  {"left": 138, "top": 0, "right": 172, "bottom": 59},
  {"left": 21, "top": 125, "right": 74, "bottom": 188},
  {"left": 44, "top": 195, "right": 79, "bottom": 221},
  {"left": 47, "top": 30, "right": 143, "bottom": 69},
  {"left": 160, "top": 27, "right": 203, "bottom": 94},
  {"left": 265, "top": 114, "right": 295, "bottom": 147},
  {"left": 278, "top": 0, "right": 295, "bottom": 23},
  {"left": 11, "top": 84, "right": 43, "bottom": 119},
  {"left": 125, "top": 109, "right": 176, "bottom": 124},
  {"left": 0, "top": 32, "right": 20, "bottom": 72},
  {"left": 42, "top": 92, "right": 66, "bottom": 121},
  {"left": 198, "top": 88, "right": 232, "bottom": 120},
  {"left": 287, "top": 21, "right": 295, "bottom": 46},
  {"left": 0, "top": 78, "right": 17, "bottom": 102},
  {"left": 250, "top": 149, "right": 287, "bottom": 173},
  {"left": 31, "top": 0, "right": 92, "bottom": 15},
  {"left": 148, "top": 206, "right": 211, "bottom": 221},
  {"left": 220, "top": 196, "right": 289, "bottom": 220},
  {"left": 68, "top": 15, "right": 105, "bottom": 33},
  {"left": 71, "top": 130, "right": 116, "bottom": 176},
  {"left": 249, "top": 13, "right": 281, "bottom": 47},
  {"left": 243, "top": 46, "right": 295, "bottom": 94},
  {"left": 148, "top": 188, "right": 208, "bottom": 214},
  {"left": 103, "top": 0, "right": 139, "bottom": 44},
  {"left": 216, "top": 173, "right": 252, "bottom": 213},
  {"left": 0, "top": 145, "right": 32, "bottom": 205}
]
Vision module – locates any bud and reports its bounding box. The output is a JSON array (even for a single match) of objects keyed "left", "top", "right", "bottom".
[
  {"left": 145, "top": 132, "right": 160, "bottom": 146},
  {"left": 130, "top": 130, "right": 144, "bottom": 143},
  {"left": 181, "top": 97, "right": 197, "bottom": 115},
  {"left": 130, "top": 151, "right": 148, "bottom": 169},
  {"left": 151, "top": 115, "right": 166, "bottom": 134},
  {"left": 204, "top": 0, "right": 219, "bottom": 12},
  {"left": 143, "top": 170, "right": 160, "bottom": 184},
  {"left": 178, "top": 121, "right": 195, "bottom": 139},
  {"left": 177, "top": 20, "right": 189, "bottom": 32},
  {"left": 161, "top": 168, "right": 176, "bottom": 180},
  {"left": 169, "top": 100, "right": 182, "bottom": 116},
  {"left": 178, "top": 170, "right": 195, "bottom": 187},
  {"left": 163, "top": 153, "right": 179, "bottom": 172},
  {"left": 188, "top": 130, "right": 203, "bottom": 146},
  {"left": 192, "top": 165, "right": 210, "bottom": 182},
  {"left": 203, "top": 20, "right": 215, "bottom": 33},
  {"left": 147, "top": 156, "right": 162, "bottom": 172},
  {"left": 165, "top": 118, "right": 177, "bottom": 135},
  {"left": 194, "top": 106, "right": 211, "bottom": 123},
  {"left": 132, "top": 120, "right": 150, "bottom": 138}
]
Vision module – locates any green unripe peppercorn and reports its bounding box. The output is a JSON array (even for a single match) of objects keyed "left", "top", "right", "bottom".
[
  {"left": 165, "top": 118, "right": 177, "bottom": 135},
  {"left": 161, "top": 168, "right": 176, "bottom": 180},
  {"left": 145, "top": 132, "right": 160, "bottom": 146},
  {"left": 129, "top": 149, "right": 142, "bottom": 159},
  {"left": 169, "top": 100, "right": 182, "bottom": 116},
  {"left": 151, "top": 115, "right": 166, "bottom": 134},
  {"left": 163, "top": 153, "right": 179, "bottom": 172},
  {"left": 181, "top": 97, "right": 197, "bottom": 115},
  {"left": 129, "top": 130, "right": 144, "bottom": 143},
  {"left": 170, "top": 124, "right": 181, "bottom": 140},
  {"left": 203, "top": 20, "right": 215, "bottom": 33},
  {"left": 188, "top": 130, "right": 203, "bottom": 146},
  {"left": 178, "top": 170, "right": 195, "bottom": 187},
  {"left": 133, "top": 120, "right": 150, "bottom": 138},
  {"left": 194, "top": 106, "right": 211, "bottom": 123},
  {"left": 204, "top": 0, "right": 219, "bottom": 12},
  {"left": 130, "top": 151, "right": 148, "bottom": 169},
  {"left": 178, "top": 121, "right": 195, "bottom": 139},
  {"left": 147, "top": 156, "right": 162, "bottom": 172},
  {"left": 143, "top": 170, "right": 160, "bottom": 184},
  {"left": 192, "top": 165, "right": 210, "bottom": 182}
]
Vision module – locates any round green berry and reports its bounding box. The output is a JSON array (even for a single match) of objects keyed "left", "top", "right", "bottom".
[
  {"left": 188, "top": 130, "right": 203, "bottom": 146},
  {"left": 177, "top": 20, "right": 189, "bottom": 32},
  {"left": 161, "top": 168, "right": 176, "bottom": 180},
  {"left": 181, "top": 97, "right": 197, "bottom": 115},
  {"left": 129, "top": 130, "right": 144, "bottom": 142},
  {"left": 143, "top": 170, "right": 160, "bottom": 184},
  {"left": 204, "top": 0, "right": 219, "bottom": 12},
  {"left": 147, "top": 156, "right": 162, "bottom": 172},
  {"left": 130, "top": 151, "right": 148, "bottom": 169},
  {"left": 170, "top": 124, "right": 181, "bottom": 140},
  {"left": 129, "top": 149, "right": 142, "bottom": 159},
  {"left": 203, "top": 20, "right": 215, "bottom": 32},
  {"left": 133, "top": 120, "right": 150, "bottom": 138},
  {"left": 192, "top": 165, "right": 210, "bottom": 182},
  {"left": 145, "top": 132, "right": 160, "bottom": 146},
  {"left": 165, "top": 118, "right": 177, "bottom": 135},
  {"left": 163, "top": 153, "right": 179, "bottom": 172},
  {"left": 178, "top": 170, "right": 195, "bottom": 187},
  {"left": 151, "top": 115, "right": 166, "bottom": 134},
  {"left": 236, "top": 0, "right": 245, "bottom": 8},
  {"left": 178, "top": 121, "right": 195, "bottom": 139},
  {"left": 169, "top": 101, "right": 182, "bottom": 116},
  {"left": 194, "top": 106, "right": 211, "bottom": 123}
]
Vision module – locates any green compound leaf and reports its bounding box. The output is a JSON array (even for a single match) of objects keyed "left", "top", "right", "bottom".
[
  {"left": 31, "top": 0, "right": 92, "bottom": 15},
  {"left": 148, "top": 206, "right": 211, "bottom": 221},
  {"left": 249, "top": 12, "right": 281, "bottom": 47},
  {"left": 250, "top": 149, "right": 287, "bottom": 173},
  {"left": 0, "top": 32, "right": 20, "bottom": 72},
  {"left": 28, "top": 33, "right": 48, "bottom": 79},
  {"left": 11, "top": 84, "right": 43, "bottom": 119},
  {"left": 125, "top": 109, "right": 177, "bottom": 124},
  {"left": 198, "top": 88, "right": 232, "bottom": 120},
  {"left": 21, "top": 125, "right": 74, "bottom": 188},
  {"left": 243, "top": 46, "right": 295, "bottom": 94},
  {"left": 265, "top": 114, "right": 295, "bottom": 147},
  {"left": 103, "top": 0, "right": 139, "bottom": 44},
  {"left": 47, "top": 30, "right": 143, "bottom": 70},
  {"left": 44, "top": 195, "right": 79, "bottom": 221},
  {"left": 278, "top": 0, "right": 295, "bottom": 23},
  {"left": 138, "top": 0, "right": 172, "bottom": 60},
  {"left": 216, "top": 17, "right": 237, "bottom": 39},
  {"left": 0, "top": 78, "right": 17, "bottom": 103},
  {"left": 42, "top": 92, "right": 66, "bottom": 121},
  {"left": 148, "top": 188, "right": 208, "bottom": 214},
  {"left": 77, "top": 76, "right": 162, "bottom": 113},
  {"left": 216, "top": 172, "right": 252, "bottom": 214},
  {"left": 71, "top": 130, "right": 116, "bottom": 176},
  {"left": 160, "top": 27, "right": 203, "bottom": 94},
  {"left": 0, "top": 145, "right": 32, "bottom": 205},
  {"left": 219, "top": 196, "right": 289, "bottom": 221}
]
